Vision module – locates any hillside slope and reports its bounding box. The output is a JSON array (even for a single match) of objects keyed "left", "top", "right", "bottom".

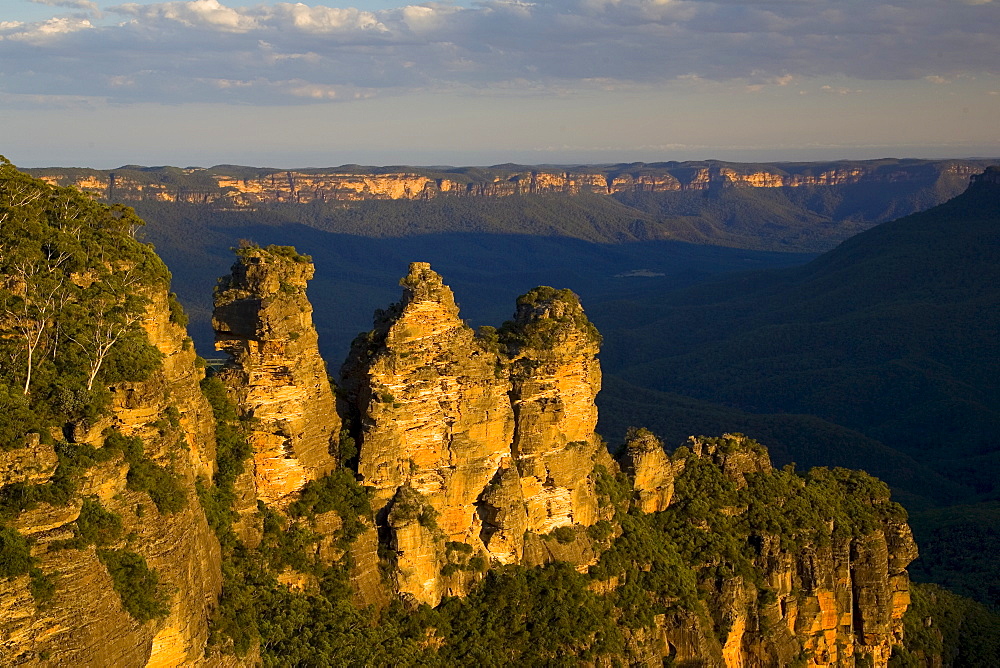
[{"left": 607, "top": 168, "right": 1000, "bottom": 497}]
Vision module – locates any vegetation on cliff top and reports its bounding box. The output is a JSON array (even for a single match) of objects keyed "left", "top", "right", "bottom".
[{"left": 0, "top": 156, "right": 167, "bottom": 445}]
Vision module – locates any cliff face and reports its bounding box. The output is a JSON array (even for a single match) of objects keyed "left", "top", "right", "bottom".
[
  {"left": 1, "top": 158, "right": 934, "bottom": 666},
  {"left": 212, "top": 245, "right": 340, "bottom": 507},
  {"left": 0, "top": 285, "right": 223, "bottom": 667},
  {"left": 30, "top": 159, "right": 987, "bottom": 205},
  {"left": 502, "top": 287, "right": 604, "bottom": 533},
  {"left": 341, "top": 264, "right": 606, "bottom": 604},
  {"left": 614, "top": 433, "right": 918, "bottom": 668}
]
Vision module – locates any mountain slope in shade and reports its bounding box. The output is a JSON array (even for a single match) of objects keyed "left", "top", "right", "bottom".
[{"left": 606, "top": 167, "right": 1000, "bottom": 500}]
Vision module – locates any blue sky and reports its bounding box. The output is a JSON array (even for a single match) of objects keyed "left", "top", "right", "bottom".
[{"left": 2, "top": 0, "right": 998, "bottom": 168}]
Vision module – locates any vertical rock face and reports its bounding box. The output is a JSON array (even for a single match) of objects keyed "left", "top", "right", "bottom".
[
  {"left": 502, "top": 287, "right": 603, "bottom": 532},
  {"left": 628, "top": 435, "right": 919, "bottom": 668},
  {"left": 620, "top": 428, "right": 677, "bottom": 513},
  {"left": 0, "top": 285, "right": 223, "bottom": 667},
  {"left": 343, "top": 264, "right": 605, "bottom": 604},
  {"left": 213, "top": 245, "right": 340, "bottom": 506},
  {"left": 476, "top": 460, "right": 527, "bottom": 564},
  {"left": 342, "top": 262, "right": 516, "bottom": 604}
]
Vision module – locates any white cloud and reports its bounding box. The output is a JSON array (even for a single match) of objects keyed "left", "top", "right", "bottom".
[
  {"left": 30, "top": 0, "right": 99, "bottom": 12},
  {"left": 0, "top": 0, "right": 996, "bottom": 105},
  {"left": 0, "top": 16, "right": 93, "bottom": 42},
  {"left": 111, "top": 0, "right": 259, "bottom": 32}
]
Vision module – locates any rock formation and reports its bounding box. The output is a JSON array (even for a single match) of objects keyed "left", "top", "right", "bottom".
[
  {"left": 611, "top": 434, "right": 918, "bottom": 668},
  {"left": 341, "top": 264, "right": 608, "bottom": 603},
  {"left": 0, "top": 284, "right": 223, "bottom": 666},
  {"left": 0, "top": 158, "right": 940, "bottom": 667},
  {"left": 213, "top": 245, "right": 340, "bottom": 506},
  {"left": 502, "top": 286, "right": 604, "bottom": 533},
  {"left": 620, "top": 427, "right": 678, "bottom": 513},
  {"left": 29, "top": 159, "right": 988, "bottom": 205}
]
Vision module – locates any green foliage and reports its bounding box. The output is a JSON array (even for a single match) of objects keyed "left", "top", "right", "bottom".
[
  {"left": 125, "top": 449, "right": 188, "bottom": 515},
  {"left": 101, "top": 429, "right": 188, "bottom": 515},
  {"left": 97, "top": 548, "right": 170, "bottom": 622},
  {"left": 167, "top": 292, "right": 189, "bottom": 327},
  {"left": 390, "top": 486, "right": 439, "bottom": 531},
  {"left": 500, "top": 286, "right": 602, "bottom": 350},
  {"left": 0, "top": 525, "right": 54, "bottom": 604},
  {"left": 74, "top": 497, "right": 123, "bottom": 548},
  {"left": 197, "top": 376, "right": 252, "bottom": 542},
  {"left": 552, "top": 526, "right": 576, "bottom": 544},
  {"left": 288, "top": 469, "right": 372, "bottom": 547},
  {"left": 336, "top": 428, "right": 357, "bottom": 463},
  {"left": 0, "top": 158, "right": 169, "bottom": 460},
  {"left": 909, "top": 500, "right": 1000, "bottom": 609},
  {"left": 891, "top": 582, "right": 1000, "bottom": 667},
  {"left": 438, "top": 562, "right": 624, "bottom": 664},
  {"left": 0, "top": 526, "right": 35, "bottom": 579},
  {"left": 97, "top": 329, "right": 163, "bottom": 385},
  {"left": 0, "top": 384, "right": 41, "bottom": 451},
  {"left": 0, "top": 440, "right": 119, "bottom": 518}
]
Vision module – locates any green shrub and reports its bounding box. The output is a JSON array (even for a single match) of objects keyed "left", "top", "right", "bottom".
[
  {"left": 553, "top": 526, "right": 576, "bottom": 544},
  {"left": 0, "top": 526, "right": 34, "bottom": 578},
  {"left": 126, "top": 458, "right": 187, "bottom": 514},
  {"left": 287, "top": 469, "right": 371, "bottom": 547},
  {"left": 0, "top": 526, "right": 54, "bottom": 603},
  {"left": 97, "top": 548, "right": 170, "bottom": 621},
  {"left": 75, "top": 497, "right": 123, "bottom": 547},
  {"left": 167, "top": 292, "right": 189, "bottom": 327}
]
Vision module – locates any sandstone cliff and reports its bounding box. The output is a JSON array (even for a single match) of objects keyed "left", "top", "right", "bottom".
[
  {"left": 29, "top": 159, "right": 989, "bottom": 205},
  {"left": 341, "top": 263, "right": 607, "bottom": 604},
  {"left": 213, "top": 245, "right": 340, "bottom": 507},
  {"left": 0, "top": 285, "right": 223, "bottom": 666},
  {"left": 501, "top": 286, "right": 604, "bottom": 533},
  {"left": 0, "top": 158, "right": 936, "bottom": 667},
  {"left": 608, "top": 433, "right": 918, "bottom": 668}
]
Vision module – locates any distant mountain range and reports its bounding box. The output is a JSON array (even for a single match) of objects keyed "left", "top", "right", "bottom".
[{"left": 29, "top": 157, "right": 997, "bottom": 252}]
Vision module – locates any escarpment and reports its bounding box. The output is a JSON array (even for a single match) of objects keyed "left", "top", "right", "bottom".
[
  {"left": 212, "top": 245, "right": 340, "bottom": 506},
  {"left": 0, "top": 159, "right": 221, "bottom": 666},
  {"left": 30, "top": 158, "right": 989, "bottom": 205}
]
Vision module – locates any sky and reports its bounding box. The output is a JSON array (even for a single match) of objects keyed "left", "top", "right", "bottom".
[{"left": 1, "top": 0, "right": 998, "bottom": 168}]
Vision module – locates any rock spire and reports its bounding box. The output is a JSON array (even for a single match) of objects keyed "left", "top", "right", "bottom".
[{"left": 213, "top": 244, "right": 340, "bottom": 506}]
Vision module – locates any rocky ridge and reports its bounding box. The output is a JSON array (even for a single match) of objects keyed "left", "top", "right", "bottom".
[
  {"left": 212, "top": 245, "right": 340, "bottom": 508},
  {"left": 28, "top": 159, "right": 990, "bottom": 205},
  {"left": 340, "top": 263, "right": 607, "bottom": 604},
  {"left": 613, "top": 432, "right": 917, "bottom": 667}
]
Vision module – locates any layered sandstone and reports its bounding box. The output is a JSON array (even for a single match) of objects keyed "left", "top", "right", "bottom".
[
  {"left": 502, "top": 286, "right": 604, "bottom": 533},
  {"left": 213, "top": 245, "right": 340, "bottom": 506},
  {"left": 620, "top": 428, "right": 678, "bottom": 513},
  {"left": 620, "top": 434, "right": 918, "bottom": 668},
  {"left": 341, "top": 262, "right": 516, "bottom": 604},
  {"left": 0, "top": 284, "right": 223, "bottom": 667},
  {"left": 342, "top": 264, "right": 607, "bottom": 604},
  {"left": 31, "top": 159, "right": 987, "bottom": 205}
]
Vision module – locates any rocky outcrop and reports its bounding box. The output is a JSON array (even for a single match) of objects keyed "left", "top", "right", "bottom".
[
  {"left": 30, "top": 159, "right": 990, "bottom": 205},
  {"left": 341, "top": 262, "right": 515, "bottom": 604},
  {"left": 619, "top": 434, "right": 919, "bottom": 668},
  {"left": 342, "top": 264, "right": 607, "bottom": 604},
  {"left": 0, "top": 283, "right": 223, "bottom": 667},
  {"left": 620, "top": 428, "right": 678, "bottom": 513},
  {"left": 502, "top": 286, "right": 604, "bottom": 533},
  {"left": 213, "top": 245, "right": 340, "bottom": 506}
]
